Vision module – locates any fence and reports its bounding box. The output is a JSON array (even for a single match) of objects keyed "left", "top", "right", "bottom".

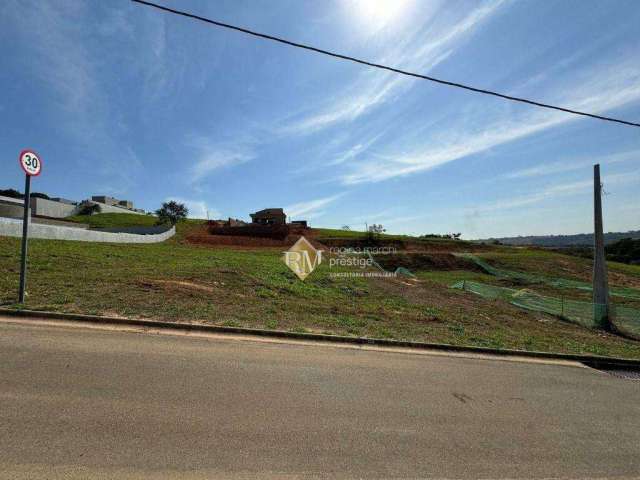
[
  {"left": 451, "top": 280, "right": 640, "bottom": 339},
  {"left": 458, "top": 254, "right": 640, "bottom": 300}
]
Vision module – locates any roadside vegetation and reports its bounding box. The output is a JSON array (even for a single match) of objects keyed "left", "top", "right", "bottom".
[
  {"left": 65, "top": 212, "right": 202, "bottom": 236},
  {"left": 1, "top": 213, "right": 640, "bottom": 358},
  {"left": 66, "top": 212, "right": 159, "bottom": 228}
]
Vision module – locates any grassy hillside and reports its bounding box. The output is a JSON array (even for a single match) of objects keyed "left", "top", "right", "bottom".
[
  {"left": 1, "top": 227, "right": 640, "bottom": 358},
  {"left": 314, "top": 228, "right": 412, "bottom": 240},
  {"left": 314, "top": 228, "right": 460, "bottom": 244},
  {"left": 65, "top": 213, "right": 205, "bottom": 240},
  {"left": 66, "top": 212, "right": 159, "bottom": 228}
]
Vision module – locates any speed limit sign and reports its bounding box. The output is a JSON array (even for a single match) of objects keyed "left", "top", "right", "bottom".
[
  {"left": 17, "top": 148, "right": 43, "bottom": 304},
  {"left": 19, "top": 150, "right": 42, "bottom": 176}
]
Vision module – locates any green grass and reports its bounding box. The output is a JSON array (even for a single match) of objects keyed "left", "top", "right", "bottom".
[
  {"left": 65, "top": 212, "right": 205, "bottom": 230},
  {"left": 314, "top": 227, "right": 460, "bottom": 244},
  {"left": 416, "top": 270, "right": 497, "bottom": 286},
  {"left": 609, "top": 260, "right": 640, "bottom": 279},
  {"left": 65, "top": 212, "right": 159, "bottom": 228},
  {"left": 0, "top": 235, "right": 432, "bottom": 339},
  {"left": 469, "top": 248, "right": 640, "bottom": 304},
  {"left": 1, "top": 231, "right": 640, "bottom": 359}
]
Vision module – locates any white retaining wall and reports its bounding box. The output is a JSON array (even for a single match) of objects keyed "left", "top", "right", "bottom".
[
  {"left": 0, "top": 204, "right": 23, "bottom": 219},
  {"left": 30, "top": 197, "right": 78, "bottom": 218},
  {"left": 0, "top": 217, "right": 175, "bottom": 244},
  {"left": 30, "top": 198, "right": 146, "bottom": 217}
]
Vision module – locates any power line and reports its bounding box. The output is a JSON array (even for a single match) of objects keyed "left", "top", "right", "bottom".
[{"left": 131, "top": 0, "right": 640, "bottom": 129}]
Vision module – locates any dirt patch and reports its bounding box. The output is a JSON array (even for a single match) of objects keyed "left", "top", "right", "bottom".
[
  {"left": 137, "top": 279, "right": 219, "bottom": 294},
  {"left": 489, "top": 252, "right": 640, "bottom": 290},
  {"left": 185, "top": 225, "right": 326, "bottom": 250},
  {"left": 188, "top": 232, "right": 289, "bottom": 248},
  {"left": 370, "top": 276, "right": 480, "bottom": 311},
  {"left": 100, "top": 310, "right": 131, "bottom": 319},
  {"left": 373, "top": 252, "right": 484, "bottom": 272},
  {"left": 610, "top": 271, "right": 640, "bottom": 289},
  {"left": 317, "top": 236, "right": 492, "bottom": 253}
]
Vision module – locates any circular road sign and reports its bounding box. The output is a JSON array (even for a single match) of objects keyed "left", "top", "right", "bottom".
[{"left": 19, "top": 150, "right": 42, "bottom": 176}]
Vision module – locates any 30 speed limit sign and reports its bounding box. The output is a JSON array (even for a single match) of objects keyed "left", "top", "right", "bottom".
[
  {"left": 19, "top": 150, "right": 42, "bottom": 176},
  {"left": 17, "top": 148, "right": 43, "bottom": 303}
]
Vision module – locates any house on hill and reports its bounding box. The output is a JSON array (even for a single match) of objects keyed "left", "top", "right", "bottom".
[{"left": 250, "top": 208, "right": 286, "bottom": 225}]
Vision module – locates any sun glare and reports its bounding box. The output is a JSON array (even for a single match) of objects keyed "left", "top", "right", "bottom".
[{"left": 350, "top": 0, "right": 412, "bottom": 31}]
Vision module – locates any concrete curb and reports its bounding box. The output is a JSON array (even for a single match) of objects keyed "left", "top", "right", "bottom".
[{"left": 1, "top": 307, "right": 639, "bottom": 369}]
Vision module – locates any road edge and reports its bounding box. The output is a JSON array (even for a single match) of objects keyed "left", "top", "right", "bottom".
[{"left": 1, "top": 307, "right": 639, "bottom": 369}]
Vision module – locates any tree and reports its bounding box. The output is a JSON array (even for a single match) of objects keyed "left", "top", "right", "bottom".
[
  {"left": 369, "top": 224, "right": 386, "bottom": 235},
  {"left": 0, "top": 189, "right": 23, "bottom": 199},
  {"left": 365, "top": 223, "right": 386, "bottom": 243},
  {"left": 341, "top": 225, "right": 351, "bottom": 231},
  {"left": 78, "top": 202, "right": 101, "bottom": 215},
  {"left": 0, "top": 189, "right": 52, "bottom": 200},
  {"left": 156, "top": 201, "right": 188, "bottom": 225},
  {"left": 606, "top": 238, "right": 640, "bottom": 265},
  {"left": 30, "top": 192, "right": 50, "bottom": 199}
]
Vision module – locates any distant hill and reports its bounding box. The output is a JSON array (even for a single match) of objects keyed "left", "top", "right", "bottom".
[{"left": 478, "top": 230, "right": 640, "bottom": 247}]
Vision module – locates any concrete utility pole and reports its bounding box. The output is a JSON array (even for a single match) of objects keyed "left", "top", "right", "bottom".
[{"left": 593, "top": 164, "right": 609, "bottom": 328}]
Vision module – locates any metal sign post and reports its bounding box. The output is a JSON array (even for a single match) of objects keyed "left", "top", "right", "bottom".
[{"left": 17, "top": 150, "right": 42, "bottom": 303}]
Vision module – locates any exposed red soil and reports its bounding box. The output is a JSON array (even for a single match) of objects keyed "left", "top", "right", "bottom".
[
  {"left": 316, "top": 236, "right": 492, "bottom": 253},
  {"left": 372, "top": 252, "right": 485, "bottom": 272},
  {"left": 185, "top": 225, "right": 326, "bottom": 250},
  {"left": 185, "top": 225, "right": 491, "bottom": 256}
]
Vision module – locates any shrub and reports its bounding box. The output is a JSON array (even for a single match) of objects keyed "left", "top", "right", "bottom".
[
  {"left": 78, "top": 203, "right": 101, "bottom": 215},
  {"left": 155, "top": 201, "right": 188, "bottom": 226},
  {"left": 0, "top": 188, "right": 24, "bottom": 199},
  {"left": 606, "top": 238, "right": 640, "bottom": 264},
  {"left": 30, "top": 192, "right": 50, "bottom": 200}
]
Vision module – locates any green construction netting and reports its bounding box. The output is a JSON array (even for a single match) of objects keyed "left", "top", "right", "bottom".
[
  {"left": 458, "top": 254, "right": 640, "bottom": 300},
  {"left": 450, "top": 280, "right": 640, "bottom": 339},
  {"left": 365, "top": 252, "right": 416, "bottom": 278},
  {"left": 614, "top": 305, "right": 640, "bottom": 339}
]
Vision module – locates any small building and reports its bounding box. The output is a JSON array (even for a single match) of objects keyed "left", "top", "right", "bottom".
[
  {"left": 91, "top": 195, "right": 139, "bottom": 212},
  {"left": 92, "top": 195, "right": 118, "bottom": 206},
  {"left": 51, "top": 197, "right": 77, "bottom": 205},
  {"left": 250, "top": 208, "right": 286, "bottom": 225}
]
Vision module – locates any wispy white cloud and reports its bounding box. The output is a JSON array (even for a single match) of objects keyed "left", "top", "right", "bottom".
[
  {"left": 474, "top": 170, "right": 640, "bottom": 214},
  {"left": 339, "top": 56, "right": 640, "bottom": 185},
  {"left": 11, "top": 1, "right": 95, "bottom": 117},
  {"left": 284, "top": 194, "right": 344, "bottom": 219},
  {"left": 329, "top": 134, "right": 385, "bottom": 166},
  {"left": 185, "top": 135, "right": 255, "bottom": 185},
  {"left": 165, "top": 196, "right": 219, "bottom": 220},
  {"left": 189, "top": 150, "right": 253, "bottom": 184},
  {"left": 281, "top": 0, "right": 505, "bottom": 135},
  {"left": 4, "top": 0, "right": 144, "bottom": 191},
  {"left": 502, "top": 149, "right": 640, "bottom": 180}
]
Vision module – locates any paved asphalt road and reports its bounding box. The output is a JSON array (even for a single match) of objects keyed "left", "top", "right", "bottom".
[{"left": 1, "top": 319, "right": 639, "bottom": 479}]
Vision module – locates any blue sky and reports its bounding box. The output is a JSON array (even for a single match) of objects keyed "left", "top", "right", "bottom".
[{"left": 2, "top": 0, "right": 639, "bottom": 238}]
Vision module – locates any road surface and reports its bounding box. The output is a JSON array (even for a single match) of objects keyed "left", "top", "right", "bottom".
[{"left": 0, "top": 318, "right": 639, "bottom": 479}]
